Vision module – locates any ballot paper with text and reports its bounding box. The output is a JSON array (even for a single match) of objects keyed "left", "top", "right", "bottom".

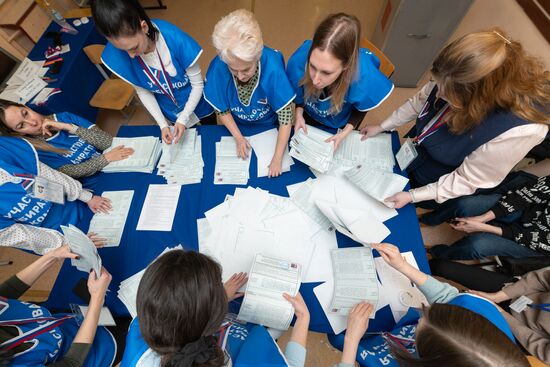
[
  {"left": 62, "top": 224, "right": 101, "bottom": 278},
  {"left": 334, "top": 131, "right": 395, "bottom": 171},
  {"left": 344, "top": 165, "right": 409, "bottom": 207},
  {"left": 330, "top": 247, "right": 378, "bottom": 316},
  {"left": 289, "top": 127, "right": 334, "bottom": 173},
  {"left": 102, "top": 136, "right": 162, "bottom": 173},
  {"left": 136, "top": 184, "right": 180, "bottom": 231},
  {"left": 290, "top": 178, "right": 333, "bottom": 231},
  {"left": 157, "top": 128, "right": 204, "bottom": 185},
  {"left": 88, "top": 190, "right": 134, "bottom": 247},
  {"left": 214, "top": 137, "right": 251, "bottom": 185},
  {"left": 237, "top": 254, "right": 302, "bottom": 330}
]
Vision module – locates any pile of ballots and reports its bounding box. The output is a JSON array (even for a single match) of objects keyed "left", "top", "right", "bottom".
[
  {"left": 61, "top": 225, "right": 102, "bottom": 278},
  {"left": 102, "top": 136, "right": 161, "bottom": 173},
  {"left": 289, "top": 127, "right": 334, "bottom": 173},
  {"left": 214, "top": 137, "right": 251, "bottom": 185},
  {"left": 157, "top": 128, "right": 203, "bottom": 185}
]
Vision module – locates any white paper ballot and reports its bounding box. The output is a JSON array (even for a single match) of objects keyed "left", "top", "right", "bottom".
[
  {"left": 237, "top": 254, "right": 301, "bottom": 330},
  {"left": 61, "top": 225, "right": 101, "bottom": 278},
  {"left": 88, "top": 190, "right": 134, "bottom": 247},
  {"left": 289, "top": 127, "right": 334, "bottom": 173},
  {"left": 103, "top": 137, "right": 162, "bottom": 173},
  {"left": 157, "top": 128, "right": 204, "bottom": 185},
  {"left": 344, "top": 165, "right": 409, "bottom": 207},
  {"left": 290, "top": 178, "right": 333, "bottom": 231},
  {"left": 214, "top": 137, "right": 251, "bottom": 185},
  {"left": 78, "top": 306, "right": 116, "bottom": 326},
  {"left": 136, "top": 185, "right": 180, "bottom": 231},
  {"left": 15, "top": 76, "right": 47, "bottom": 104},
  {"left": 249, "top": 128, "right": 294, "bottom": 177},
  {"left": 313, "top": 280, "right": 348, "bottom": 334},
  {"left": 334, "top": 131, "right": 395, "bottom": 172},
  {"left": 330, "top": 247, "right": 379, "bottom": 315}
]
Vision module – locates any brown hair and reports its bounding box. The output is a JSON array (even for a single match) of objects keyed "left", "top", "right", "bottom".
[
  {"left": 136, "top": 250, "right": 228, "bottom": 367},
  {"left": 390, "top": 303, "right": 529, "bottom": 367},
  {"left": 301, "top": 13, "right": 361, "bottom": 114},
  {"left": 0, "top": 100, "right": 67, "bottom": 154},
  {"left": 431, "top": 28, "right": 550, "bottom": 134}
]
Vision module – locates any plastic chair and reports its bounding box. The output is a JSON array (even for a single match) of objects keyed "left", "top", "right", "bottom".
[
  {"left": 361, "top": 38, "right": 395, "bottom": 78},
  {"left": 83, "top": 44, "right": 136, "bottom": 120}
]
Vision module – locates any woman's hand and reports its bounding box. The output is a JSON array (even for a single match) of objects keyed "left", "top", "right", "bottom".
[
  {"left": 224, "top": 272, "right": 248, "bottom": 301},
  {"left": 360, "top": 125, "right": 384, "bottom": 140},
  {"left": 384, "top": 191, "right": 412, "bottom": 209},
  {"left": 103, "top": 145, "right": 134, "bottom": 162},
  {"left": 345, "top": 302, "right": 373, "bottom": 342},
  {"left": 283, "top": 292, "right": 310, "bottom": 320},
  {"left": 325, "top": 131, "right": 347, "bottom": 151},
  {"left": 294, "top": 113, "right": 308, "bottom": 135},
  {"left": 87, "top": 232, "right": 107, "bottom": 248},
  {"left": 87, "top": 266, "right": 112, "bottom": 304},
  {"left": 372, "top": 243, "right": 408, "bottom": 271},
  {"left": 172, "top": 123, "right": 186, "bottom": 144},
  {"left": 268, "top": 155, "right": 283, "bottom": 178},
  {"left": 45, "top": 244, "right": 79, "bottom": 260},
  {"left": 161, "top": 126, "right": 174, "bottom": 144},
  {"left": 450, "top": 218, "right": 489, "bottom": 234},
  {"left": 42, "top": 119, "right": 72, "bottom": 137},
  {"left": 87, "top": 195, "right": 112, "bottom": 214},
  {"left": 236, "top": 137, "right": 251, "bottom": 159}
]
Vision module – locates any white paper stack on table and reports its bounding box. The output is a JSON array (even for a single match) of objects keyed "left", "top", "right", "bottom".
[
  {"left": 157, "top": 128, "right": 204, "bottom": 185},
  {"left": 289, "top": 126, "right": 334, "bottom": 173},
  {"left": 88, "top": 190, "right": 134, "bottom": 247},
  {"left": 102, "top": 137, "right": 162, "bottom": 173},
  {"left": 0, "top": 58, "right": 49, "bottom": 104},
  {"left": 214, "top": 137, "right": 251, "bottom": 185},
  {"left": 61, "top": 225, "right": 101, "bottom": 278},
  {"left": 237, "top": 254, "right": 302, "bottom": 330},
  {"left": 344, "top": 165, "right": 409, "bottom": 208},
  {"left": 333, "top": 131, "right": 395, "bottom": 172},
  {"left": 117, "top": 245, "right": 183, "bottom": 318},
  {"left": 197, "top": 186, "right": 323, "bottom": 283},
  {"left": 248, "top": 128, "right": 294, "bottom": 177}
]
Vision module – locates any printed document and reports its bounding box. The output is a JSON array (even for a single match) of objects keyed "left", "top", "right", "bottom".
[
  {"left": 249, "top": 128, "right": 294, "bottom": 177},
  {"left": 289, "top": 127, "right": 334, "bottom": 173},
  {"left": 88, "top": 190, "right": 134, "bottom": 247},
  {"left": 136, "top": 184, "right": 180, "bottom": 231},
  {"left": 61, "top": 224, "right": 102, "bottom": 278},
  {"left": 344, "top": 165, "right": 409, "bottom": 207}
]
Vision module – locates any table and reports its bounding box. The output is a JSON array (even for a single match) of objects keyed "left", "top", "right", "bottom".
[
  {"left": 43, "top": 125, "right": 429, "bottom": 334},
  {"left": 27, "top": 19, "right": 106, "bottom": 121}
]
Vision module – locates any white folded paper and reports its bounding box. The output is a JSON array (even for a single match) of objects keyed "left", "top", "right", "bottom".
[
  {"left": 289, "top": 127, "right": 334, "bottom": 173},
  {"left": 61, "top": 224, "right": 101, "bottom": 278}
]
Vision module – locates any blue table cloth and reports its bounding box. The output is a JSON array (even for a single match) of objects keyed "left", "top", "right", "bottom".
[
  {"left": 27, "top": 19, "right": 106, "bottom": 121},
  {"left": 44, "top": 125, "right": 428, "bottom": 334}
]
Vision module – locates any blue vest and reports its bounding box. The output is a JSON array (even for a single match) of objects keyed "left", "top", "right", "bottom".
[
  {"left": 120, "top": 318, "right": 288, "bottom": 367},
  {"left": 286, "top": 40, "right": 393, "bottom": 129},
  {"left": 0, "top": 137, "right": 82, "bottom": 232},
  {"left": 328, "top": 294, "right": 516, "bottom": 367},
  {"left": 408, "top": 85, "right": 531, "bottom": 185},
  {"left": 203, "top": 47, "right": 295, "bottom": 125},
  {"left": 101, "top": 19, "right": 213, "bottom": 122},
  {"left": 37, "top": 112, "right": 101, "bottom": 169},
  {"left": 0, "top": 297, "right": 116, "bottom": 367}
]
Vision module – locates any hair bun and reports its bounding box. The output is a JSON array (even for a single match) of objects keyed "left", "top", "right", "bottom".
[{"left": 170, "top": 336, "right": 217, "bottom": 367}]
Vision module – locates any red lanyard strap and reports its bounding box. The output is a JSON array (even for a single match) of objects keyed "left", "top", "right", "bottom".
[
  {"left": 137, "top": 50, "right": 178, "bottom": 107},
  {"left": 0, "top": 315, "right": 74, "bottom": 351},
  {"left": 414, "top": 106, "right": 450, "bottom": 144}
]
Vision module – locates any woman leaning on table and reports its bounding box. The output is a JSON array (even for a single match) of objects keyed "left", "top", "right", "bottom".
[
  {"left": 204, "top": 9, "right": 296, "bottom": 177},
  {"left": 286, "top": 13, "right": 394, "bottom": 150},
  {"left": 362, "top": 29, "right": 549, "bottom": 225},
  {"left": 0, "top": 100, "right": 134, "bottom": 178}
]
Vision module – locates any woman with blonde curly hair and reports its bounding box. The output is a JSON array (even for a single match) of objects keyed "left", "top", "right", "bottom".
[{"left": 362, "top": 28, "right": 549, "bottom": 224}]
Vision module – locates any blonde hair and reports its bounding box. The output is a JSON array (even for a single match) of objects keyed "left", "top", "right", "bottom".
[
  {"left": 212, "top": 9, "right": 263, "bottom": 63},
  {"left": 301, "top": 13, "right": 361, "bottom": 114},
  {"left": 432, "top": 28, "right": 550, "bottom": 134}
]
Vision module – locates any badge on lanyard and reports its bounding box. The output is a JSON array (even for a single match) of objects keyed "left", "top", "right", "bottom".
[
  {"left": 396, "top": 138, "right": 418, "bottom": 171},
  {"left": 509, "top": 295, "right": 533, "bottom": 313},
  {"left": 30, "top": 176, "right": 65, "bottom": 204}
]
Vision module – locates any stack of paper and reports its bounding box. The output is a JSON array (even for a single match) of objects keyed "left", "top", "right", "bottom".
[
  {"left": 237, "top": 254, "right": 302, "bottom": 330},
  {"left": 214, "top": 137, "right": 251, "bottom": 185},
  {"left": 136, "top": 184, "right": 181, "bottom": 231},
  {"left": 102, "top": 137, "right": 161, "bottom": 173},
  {"left": 289, "top": 178, "right": 334, "bottom": 232},
  {"left": 88, "top": 190, "right": 134, "bottom": 247},
  {"left": 289, "top": 127, "right": 334, "bottom": 173},
  {"left": 157, "top": 128, "right": 204, "bottom": 185},
  {"left": 248, "top": 128, "right": 294, "bottom": 177},
  {"left": 334, "top": 131, "right": 395, "bottom": 172},
  {"left": 61, "top": 224, "right": 101, "bottom": 278},
  {"left": 344, "top": 165, "right": 409, "bottom": 207},
  {"left": 197, "top": 187, "right": 323, "bottom": 283},
  {"left": 0, "top": 58, "right": 49, "bottom": 104},
  {"left": 117, "top": 245, "right": 183, "bottom": 318}
]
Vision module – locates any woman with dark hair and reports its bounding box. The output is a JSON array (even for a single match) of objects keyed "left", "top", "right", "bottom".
[
  {"left": 91, "top": 0, "right": 214, "bottom": 145},
  {"left": 331, "top": 243, "right": 529, "bottom": 367},
  {"left": 0, "top": 100, "right": 134, "bottom": 178},
  {"left": 362, "top": 29, "right": 549, "bottom": 224},
  {"left": 120, "top": 250, "right": 310, "bottom": 367},
  {"left": 286, "top": 13, "right": 393, "bottom": 150}
]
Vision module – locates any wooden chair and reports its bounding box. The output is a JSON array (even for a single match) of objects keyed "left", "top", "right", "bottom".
[
  {"left": 63, "top": 7, "right": 92, "bottom": 19},
  {"left": 527, "top": 356, "right": 548, "bottom": 367},
  {"left": 361, "top": 38, "right": 395, "bottom": 78},
  {"left": 83, "top": 44, "right": 136, "bottom": 120}
]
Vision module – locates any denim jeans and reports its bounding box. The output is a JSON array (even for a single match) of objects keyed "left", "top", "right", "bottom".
[{"left": 429, "top": 232, "right": 544, "bottom": 260}]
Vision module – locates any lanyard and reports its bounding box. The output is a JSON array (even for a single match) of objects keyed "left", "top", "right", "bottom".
[
  {"left": 414, "top": 105, "right": 450, "bottom": 145},
  {"left": 382, "top": 332, "right": 416, "bottom": 351},
  {"left": 137, "top": 50, "right": 178, "bottom": 107},
  {"left": 0, "top": 315, "right": 74, "bottom": 351},
  {"left": 528, "top": 303, "right": 550, "bottom": 312}
]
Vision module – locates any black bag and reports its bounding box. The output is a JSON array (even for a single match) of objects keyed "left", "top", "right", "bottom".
[{"left": 496, "top": 255, "right": 550, "bottom": 276}]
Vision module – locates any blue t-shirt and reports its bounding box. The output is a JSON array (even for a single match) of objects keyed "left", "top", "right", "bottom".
[
  {"left": 37, "top": 112, "right": 101, "bottom": 169},
  {"left": 203, "top": 46, "right": 295, "bottom": 125},
  {"left": 121, "top": 317, "right": 288, "bottom": 367},
  {"left": 0, "top": 137, "right": 82, "bottom": 233},
  {"left": 0, "top": 297, "right": 116, "bottom": 367},
  {"left": 101, "top": 19, "right": 213, "bottom": 122},
  {"left": 286, "top": 40, "right": 394, "bottom": 129}
]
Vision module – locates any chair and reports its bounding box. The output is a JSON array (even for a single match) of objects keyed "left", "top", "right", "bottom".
[
  {"left": 527, "top": 356, "right": 547, "bottom": 367},
  {"left": 63, "top": 7, "right": 92, "bottom": 19},
  {"left": 83, "top": 44, "right": 136, "bottom": 120},
  {"left": 361, "top": 38, "right": 395, "bottom": 78}
]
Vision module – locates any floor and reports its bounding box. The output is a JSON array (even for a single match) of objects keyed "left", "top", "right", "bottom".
[{"left": 0, "top": 2, "right": 467, "bottom": 365}]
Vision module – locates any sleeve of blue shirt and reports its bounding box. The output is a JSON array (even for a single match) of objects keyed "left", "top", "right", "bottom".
[
  {"left": 418, "top": 276, "right": 460, "bottom": 304},
  {"left": 265, "top": 49, "right": 296, "bottom": 112},
  {"left": 203, "top": 56, "right": 231, "bottom": 113}
]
